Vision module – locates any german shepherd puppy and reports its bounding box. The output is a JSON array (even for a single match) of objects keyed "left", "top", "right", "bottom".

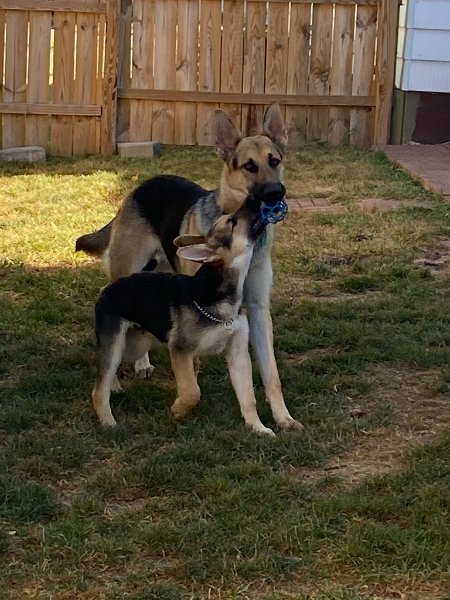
[
  {"left": 77, "top": 104, "right": 302, "bottom": 432},
  {"left": 93, "top": 193, "right": 276, "bottom": 435}
]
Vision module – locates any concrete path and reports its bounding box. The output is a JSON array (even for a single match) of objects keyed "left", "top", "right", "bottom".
[{"left": 385, "top": 144, "right": 450, "bottom": 202}]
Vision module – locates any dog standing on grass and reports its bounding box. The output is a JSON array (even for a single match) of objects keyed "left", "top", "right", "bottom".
[
  {"left": 93, "top": 194, "right": 276, "bottom": 435},
  {"left": 77, "top": 103, "right": 302, "bottom": 432}
]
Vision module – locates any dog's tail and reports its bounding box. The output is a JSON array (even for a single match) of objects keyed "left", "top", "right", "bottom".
[{"left": 75, "top": 219, "right": 113, "bottom": 257}]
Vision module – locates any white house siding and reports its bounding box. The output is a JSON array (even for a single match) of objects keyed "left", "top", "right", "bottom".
[{"left": 396, "top": 0, "right": 450, "bottom": 93}]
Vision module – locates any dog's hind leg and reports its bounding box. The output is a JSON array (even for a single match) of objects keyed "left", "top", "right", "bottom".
[
  {"left": 169, "top": 350, "right": 200, "bottom": 420},
  {"left": 121, "top": 327, "right": 155, "bottom": 378},
  {"left": 245, "top": 253, "right": 303, "bottom": 432},
  {"left": 109, "top": 225, "right": 163, "bottom": 376},
  {"left": 108, "top": 219, "right": 163, "bottom": 280},
  {"left": 92, "top": 320, "right": 128, "bottom": 427},
  {"left": 226, "top": 316, "right": 275, "bottom": 436}
]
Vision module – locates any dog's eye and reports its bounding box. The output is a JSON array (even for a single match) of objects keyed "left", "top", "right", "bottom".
[
  {"left": 243, "top": 161, "right": 258, "bottom": 173},
  {"left": 269, "top": 156, "right": 281, "bottom": 169}
]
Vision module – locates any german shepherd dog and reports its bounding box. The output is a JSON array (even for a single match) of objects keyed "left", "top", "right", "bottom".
[
  {"left": 92, "top": 193, "right": 277, "bottom": 435},
  {"left": 76, "top": 103, "right": 302, "bottom": 432}
]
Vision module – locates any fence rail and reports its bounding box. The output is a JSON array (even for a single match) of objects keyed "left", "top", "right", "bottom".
[{"left": 0, "top": 0, "right": 399, "bottom": 155}]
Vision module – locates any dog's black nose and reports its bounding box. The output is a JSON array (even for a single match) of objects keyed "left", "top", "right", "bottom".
[{"left": 262, "top": 182, "right": 286, "bottom": 205}]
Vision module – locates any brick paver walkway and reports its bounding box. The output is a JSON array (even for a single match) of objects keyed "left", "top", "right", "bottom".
[
  {"left": 385, "top": 144, "right": 450, "bottom": 203},
  {"left": 288, "top": 143, "right": 450, "bottom": 213},
  {"left": 287, "top": 197, "right": 432, "bottom": 213}
]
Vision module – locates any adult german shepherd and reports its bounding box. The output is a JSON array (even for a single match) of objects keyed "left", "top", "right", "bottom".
[{"left": 76, "top": 103, "right": 302, "bottom": 432}]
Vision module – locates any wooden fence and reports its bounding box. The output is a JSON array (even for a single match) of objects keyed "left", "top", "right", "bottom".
[
  {"left": 0, "top": 0, "right": 119, "bottom": 156},
  {"left": 117, "top": 0, "right": 400, "bottom": 149},
  {"left": 0, "top": 0, "right": 399, "bottom": 155}
]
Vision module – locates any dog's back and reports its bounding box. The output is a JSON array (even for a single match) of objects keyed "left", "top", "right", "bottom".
[
  {"left": 76, "top": 175, "right": 210, "bottom": 269},
  {"left": 96, "top": 258, "right": 233, "bottom": 343},
  {"left": 96, "top": 271, "right": 178, "bottom": 345}
]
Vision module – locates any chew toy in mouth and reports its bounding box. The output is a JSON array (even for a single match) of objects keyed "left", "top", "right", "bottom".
[{"left": 259, "top": 198, "right": 288, "bottom": 225}]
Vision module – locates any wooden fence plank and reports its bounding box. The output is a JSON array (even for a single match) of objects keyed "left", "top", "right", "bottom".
[
  {"left": 307, "top": 3, "right": 333, "bottom": 142},
  {"left": 3, "top": 10, "right": 28, "bottom": 148},
  {"left": 0, "top": 10, "right": 6, "bottom": 146},
  {"left": 101, "top": 0, "right": 119, "bottom": 154},
  {"left": 116, "top": 0, "right": 132, "bottom": 142},
  {"left": 350, "top": 4, "right": 377, "bottom": 146},
  {"left": 265, "top": 1, "right": 289, "bottom": 127},
  {"left": 175, "top": 0, "right": 199, "bottom": 145},
  {"left": 242, "top": 1, "right": 266, "bottom": 133},
  {"left": 197, "top": 0, "right": 222, "bottom": 145},
  {"left": 26, "top": 11, "right": 51, "bottom": 147},
  {"left": 73, "top": 12, "right": 99, "bottom": 154},
  {"left": 95, "top": 10, "right": 105, "bottom": 150},
  {"left": 328, "top": 4, "right": 354, "bottom": 145},
  {"left": 220, "top": 0, "right": 244, "bottom": 129},
  {"left": 286, "top": 4, "right": 311, "bottom": 146},
  {"left": 152, "top": 0, "right": 177, "bottom": 143},
  {"left": 129, "top": 0, "right": 154, "bottom": 142},
  {"left": 51, "top": 12, "right": 76, "bottom": 155},
  {"left": 196, "top": 0, "right": 222, "bottom": 145},
  {"left": 373, "top": 0, "right": 399, "bottom": 148}
]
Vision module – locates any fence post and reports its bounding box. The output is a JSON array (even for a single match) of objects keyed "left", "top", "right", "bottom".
[
  {"left": 101, "top": 0, "right": 120, "bottom": 154},
  {"left": 373, "top": 0, "right": 400, "bottom": 148}
]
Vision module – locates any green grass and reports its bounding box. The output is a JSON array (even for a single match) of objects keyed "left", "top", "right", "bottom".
[{"left": 0, "top": 146, "right": 449, "bottom": 599}]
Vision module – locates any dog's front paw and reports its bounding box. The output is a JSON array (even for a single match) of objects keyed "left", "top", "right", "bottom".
[
  {"left": 170, "top": 401, "right": 189, "bottom": 420},
  {"left": 245, "top": 420, "right": 276, "bottom": 436},
  {"left": 100, "top": 416, "right": 117, "bottom": 427},
  {"left": 95, "top": 409, "right": 117, "bottom": 427},
  {"left": 276, "top": 416, "right": 304, "bottom": 432},
  {"left": 251, "top": 423, "right": 276, "bottom": 437}
]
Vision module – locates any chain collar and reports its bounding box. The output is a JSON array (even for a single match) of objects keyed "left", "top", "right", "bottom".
[{"left": 193, "top": 300, "right": 234, "bottom": 330}]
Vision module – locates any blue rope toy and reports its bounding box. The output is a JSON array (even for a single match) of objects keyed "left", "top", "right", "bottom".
[
  {"left": 259, "top": 198, "right": 288, "bottom": 225},
  {"left": 255, "top": 199, "right": 288, "bottom": 249}
]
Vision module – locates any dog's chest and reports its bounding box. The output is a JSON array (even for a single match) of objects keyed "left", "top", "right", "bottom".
[{"left": 196, "top": 324, "right": 235, "bottom": 356}]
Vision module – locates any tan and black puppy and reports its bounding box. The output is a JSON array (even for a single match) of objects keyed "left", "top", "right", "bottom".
[
  {"left": 77, "top": 104, "right": 302, "bottom": 432},
  {"left": 92, "top": 194, "right": 275, "bottom": 435}
]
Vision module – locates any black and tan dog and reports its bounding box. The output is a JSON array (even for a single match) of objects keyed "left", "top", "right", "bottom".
[
  {"left": 77, "top": 103, "right": 302, "bottom": 432},
  {"left": 93, "top": 194, "right": 277, "bottom": 435}
]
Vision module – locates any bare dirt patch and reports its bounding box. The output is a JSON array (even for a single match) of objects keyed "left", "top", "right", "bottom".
[
  {"left": 272, "top": 273, "right": 385, "bottom": 304},
  {"left": 295, "top": 367, "right": 450, "bottom": 487},
  {"left": 414, "top": 237, "right": 450, "bottom": 278},
  {"left": 262, "top": 578, "right": 449, "bottom": 600}
]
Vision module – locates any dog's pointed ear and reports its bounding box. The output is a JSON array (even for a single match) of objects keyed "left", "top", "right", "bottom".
[
  {"left": 263, "top": 103, "right": 288, "bottom": 148},
  {"left": 173, "top": 234, "right": 205, "bottom": 248},
  {"left": 215, "top": 110, "right": 241, "bottom": 161},
  {"left": 176, "top": 243, "right": 220, "bottom": 264}
]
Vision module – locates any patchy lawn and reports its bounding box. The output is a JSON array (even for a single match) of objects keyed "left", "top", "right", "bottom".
[{"left": 0, "top": 146, "right": 449, "bottom": 600}]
